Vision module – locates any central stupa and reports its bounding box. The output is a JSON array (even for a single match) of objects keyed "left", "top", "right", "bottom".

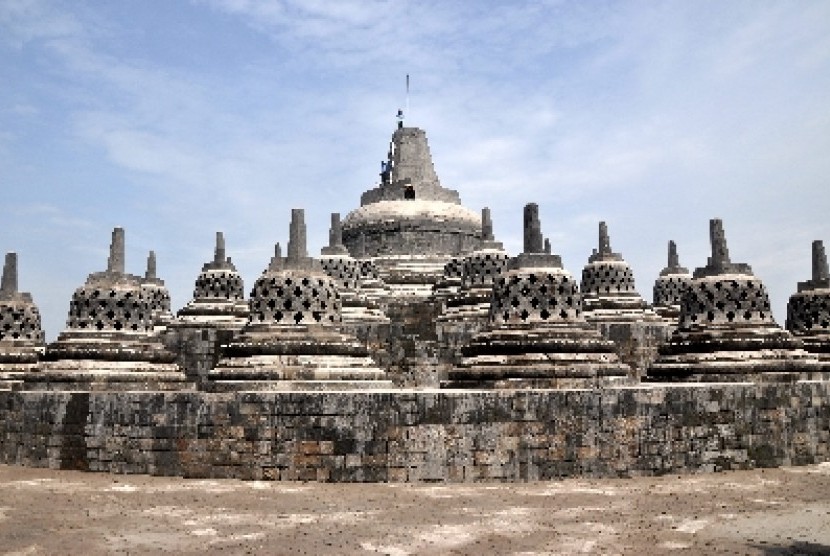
[{"left": 341, "top": 122, "right": 482, "bottom": 295}]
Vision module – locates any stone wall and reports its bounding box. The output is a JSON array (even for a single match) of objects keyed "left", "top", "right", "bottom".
[{"left": 1, "top": 382, "right": 829, "bottom": 482}]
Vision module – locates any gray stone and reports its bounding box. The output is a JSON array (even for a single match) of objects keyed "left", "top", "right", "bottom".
[{"left": 648, "top": 219, "right": 822, "bottom": 382}]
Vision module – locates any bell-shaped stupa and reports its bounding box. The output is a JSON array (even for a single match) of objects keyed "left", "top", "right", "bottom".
[
  {"left": 341, "top": 119, "right": 482, "bottom": 297},
  {"left": 26, "top": 228, "right": 187, "bottom": 391},
  {"left": 177, "top": 232, "right": 249, "bottom": 325},
  {"left": 208, "top": 209, "right": 391, "bottom": 391},
  {"left": 319, "top": 213, "right": 389, "bottom": 326},
  {"left": 445, "top": 204, "right": 631, "bottom": 388},
  {"left": 786, "top": 240, "right": 830, "bottom": 370},
  {"left": 0, "top": 253, "right": 45, "bottom": 389},
  {"left": 436, "top": 208, "right": 510, "bottom": 363},
  {"left": 648, "top": 219, "right": 820, "bottom": 382},
  {"left": 652, "top": 240, "right": 692, "bottom": 323}
]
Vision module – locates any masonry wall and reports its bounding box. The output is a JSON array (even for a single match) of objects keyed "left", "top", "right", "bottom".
[{"left": 1, "top": 382, "right": 829, "bottom": 482}]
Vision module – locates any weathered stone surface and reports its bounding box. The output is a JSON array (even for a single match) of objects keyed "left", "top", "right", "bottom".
[
  {"left": 786, "top": 240, "right": 830, "bottom": 370},
  {"left": 649, "top": 219, "right": 822, "bottom": 382},
  {"left": 169, "top": 232, "right": 249, "bottom": 385},
  {"left": 579, "top": 222, "right": 668, "bottom": 373},
  {"left": 141, "top": 251, "right": 173, "bottom": 329},
  {"left": 0, "top": 253, "right": 45, "bottom": 389},
  {"left": 208, "top": 210, "right": 391, "bottom": 391},
  {"left": 447, "top": 205, "right": 631, "bottom": 388},
  {"left": 653, "top": 240, "right": 692, "bottom": 323},
  {"left": 341, "top": 123, "right": 481, "bottom": 294},
  {"left": 2, "top": 381, "right": 829, "bottom": 482},
  {"left": 26, "top": 228, "right": 187, "bottom": 392}
]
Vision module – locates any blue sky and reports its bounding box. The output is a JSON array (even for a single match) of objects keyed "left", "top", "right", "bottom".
[{"left": 2, "top": 0, "right": 829, "bottom": 340}]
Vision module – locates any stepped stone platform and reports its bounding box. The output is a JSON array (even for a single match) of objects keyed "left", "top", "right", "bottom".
[
  {"left": 446, "top": 204, "right": 631, "bottom": 389},
  {"left": 207, "top": 210, "right": 392, "bottom": 391},
  {"left": 649, "top": 219, "right": 822, "bottom": 382},
  {"left": 26, "top": 228, "right": 187, "bottom": 391},
  {"left": 2, "top": 381, "right": 829, "bottom": 483},
  {"left": 0, "top": 253, "right": 45, "bottom": 389},
  {"left": 787, "top": 239, "right": 830, "bottom": 370}
]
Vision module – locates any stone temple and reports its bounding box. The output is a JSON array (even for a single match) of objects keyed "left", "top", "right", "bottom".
[{"left": 1, "top": 118, "right": 829, "bottom": 484}]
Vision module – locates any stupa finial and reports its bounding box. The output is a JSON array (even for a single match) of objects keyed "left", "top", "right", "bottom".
[
  {"left": 709, "top": 218, "right": 731, "bottom": 269},
  {"left": 812, "top": 240, "right": 829, "bottom": 283},
  {"left": 481, "top": 208, "right": 494, "bottom": 242},
  {"left": 523, "top": 203, "right": 544, "bottom": 254},
  {"left": 668, "top": 240, "right": 679, "bottom": 268},
  {"left": 107, "top": 227, "right": 125, "bottom": 275},
  {"left": 0, "top": 252, "right": 17, "bottom": 297},
  {"left": 214, "top": 232, "right": 226, "bottom": 265},
  {"left": 145, "top": 251, "right": 157, "bottom": 281},
  {"left": 598, "top": 221, "right": 612, "bottom": 255},
  {"left": 287, "top": 209, "right": 307, "bottom": 262}
]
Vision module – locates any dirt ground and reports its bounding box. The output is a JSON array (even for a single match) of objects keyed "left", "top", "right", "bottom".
[{"left": 0, "top": 464, "right": 829, "bottom": 555}]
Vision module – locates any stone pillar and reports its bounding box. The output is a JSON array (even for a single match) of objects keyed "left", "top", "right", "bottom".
[
  {"left": 145, "top": 251, "right": 157, "bottom": 280},
  {"left": 481, "top": 208, "right": 494, "bottom": 242},
  {"left": 275, "top": 243, "right": 282, "bottom": 259},
  {"left": 0, "top": 252, "right": 17, "bottom": 296},
  {"left": 668, "top": 240, "right": 679, "bottom": 269},
  {"left": 329, "top": 213, "right": 343, "bottom": 248},
  {"left": 812, "top": 240, "right": 829, "bottom": 283},
  {"left": 287, "top": 209, "right": 307, "bottom": 262},
  {"left": 709, "top": 218, "right": 731, "bottom": 270},
  {"left": 598, "top": 222, "right": 611, "bottom": 256},
  {"left": 107, "top": 227, "right": 125, "bottom": 275},
  {"left": 214, "top": 232, "right": 226, "bottom": 265},
  {"left": 523, "top": 203, "right": 543, "bottom": 254},
  {"left": 544, "top": 238, "right": 551, "bottom": 255}
]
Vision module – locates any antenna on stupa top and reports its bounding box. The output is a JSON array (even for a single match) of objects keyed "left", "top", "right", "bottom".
[{"left": 396, "top": 74, "right": 409, "bottom": 129}]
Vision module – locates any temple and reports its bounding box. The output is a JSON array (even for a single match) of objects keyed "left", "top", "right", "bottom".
[{"left": 0, "top": 119, "right": 828, "bottom": 483}]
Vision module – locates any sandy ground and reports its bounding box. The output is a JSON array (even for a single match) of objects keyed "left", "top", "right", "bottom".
[{"left": 0, "top": 464, "right": 829, "bottom": 555}]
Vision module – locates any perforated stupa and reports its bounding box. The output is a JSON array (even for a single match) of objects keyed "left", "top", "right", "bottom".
[
  {"left": 446, "top": 204, "right": 630, "bottom": 388},
  {"left": 648, "top": 219, "right": 820, "bottom": 382}
]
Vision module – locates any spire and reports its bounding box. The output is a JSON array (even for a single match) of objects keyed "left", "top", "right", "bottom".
[
  {"left": 287, "top": 208, "right": 307, "bottom": 262},
  {"left": 708, "top": 218, "right": 731, "bottom": 270},
  {"left": 106, "top": 227, "right": 125, "bottom": 275},
  {"left": 523, "top": 203, "right": 544, "bottom": 254},
  {"left": 481, "top": 208, "right": 494, "bottom": 242},
  {"left": 812, "top": 240, "right": 829, "bottom": 283},
  {"left": 544, "top": 238, "right": 551, "bottom": 255},
  {"left": 214, "top": 232, "right": 226, "bottom": 265},
  {"left": 694, "top": 218, "right": 752, "bottom": 278},
  {"left": 588, "top": 221, "right": 623, "bottom": 263},
  {"left": 659, "top": 240, "right": 689, "bottom": 276},
  {"left": 598, "top": 222, "right": 612, "bottom": 256},
  {"left": 668, "top": 240, "right": 679, "bottom": 268},
  {"left": 145, "top": 251, "right": 157, "bottom": 281},
  {"left": 321, "top": 213, "right": 350, "bottom": 256},
  {"left": 0, "top": 252, "right": 17, "bottom": 297}
]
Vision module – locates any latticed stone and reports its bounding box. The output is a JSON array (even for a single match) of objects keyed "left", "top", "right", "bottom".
[
  {"left": 0, "top": 301, "right": 44, "bottom": 343},
  {"left": 67, "top": 284, "right": 153, "bottom": 333},
  {"left": 319, "top": 257, "right": 361, "bottom": 292},
  {"left": 194, "top": 270, "right": 244, "bottom": 300},
  {"left": 490, "top": 268, "right": 581, "bottom": 324},
  {"left": 462, "top": 250, "right": 509, "bottom": 288},
  {"left": 648, "top": 219, "right": 822, "bottom": 382},
  {"left": 248, "top": 272, "right": 341, "bottom": 326},
  {"left": 654, "top": 275, "right": 692, "bottom": 308},
  {"left": 680, "top": 276, "right": 772, "bottom": 327}
]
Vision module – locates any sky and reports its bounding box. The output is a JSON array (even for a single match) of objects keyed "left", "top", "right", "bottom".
[{"left": 1, "top": 0, "right": 829, "bottom": 341}]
